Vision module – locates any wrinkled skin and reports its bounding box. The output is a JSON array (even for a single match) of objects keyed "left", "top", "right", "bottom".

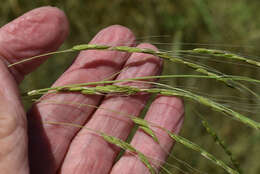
[{"left": 0, "top": 7, "right": 184, "bottom": 174}]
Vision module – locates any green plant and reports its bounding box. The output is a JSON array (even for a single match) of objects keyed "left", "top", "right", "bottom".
[{"left": 13, "top": 44, "right": 260, "bottom": 174}]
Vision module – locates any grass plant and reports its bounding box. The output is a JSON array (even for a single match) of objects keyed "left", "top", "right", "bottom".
[{"left": 10, "top": 43, "right": 260, "bottom": 174}]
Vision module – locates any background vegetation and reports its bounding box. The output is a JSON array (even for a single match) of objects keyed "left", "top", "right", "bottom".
[{"left": 1, "top": 0, "right": 259, "bottom": 173}]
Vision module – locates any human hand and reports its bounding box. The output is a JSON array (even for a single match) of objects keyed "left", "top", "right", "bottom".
[{"left": 0, "top": 7, "right": 184, "bottom": 174}]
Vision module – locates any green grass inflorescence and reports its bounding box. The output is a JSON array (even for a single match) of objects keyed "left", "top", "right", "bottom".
[{"left": 12, "top": 44, "right": 260, "bottom": 174}]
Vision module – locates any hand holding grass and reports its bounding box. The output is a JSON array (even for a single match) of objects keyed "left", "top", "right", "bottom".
[{"left": 0, "top": 7, "right": 184, "bottom": 174}]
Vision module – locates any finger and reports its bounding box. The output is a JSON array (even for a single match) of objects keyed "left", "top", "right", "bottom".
[
  {"left": 60, "top": 43, "right": 162, "bottom": 174},
  {"left": 0, "top": 60, "right": 29, "bottom": 174},
  {"left": 111, "top": 96, "right": 184, "bottom": 174},
  {"left": 28, "top": 25, "right": 136, "bottom": 174},
  {"left": 0, "top": 6, "right": 69, "bottom": 83}
]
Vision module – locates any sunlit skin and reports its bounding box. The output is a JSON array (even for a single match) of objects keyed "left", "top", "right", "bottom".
[{"left": 0, "top": 7, "right": 184, "bottom": 174}]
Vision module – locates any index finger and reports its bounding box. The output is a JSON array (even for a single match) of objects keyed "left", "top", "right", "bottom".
[{"left": 0, "top": 6, "right": 69, "bottom": 82}]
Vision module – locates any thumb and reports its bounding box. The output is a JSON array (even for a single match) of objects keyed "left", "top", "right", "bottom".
[{"left": 0, "top": 60, "right": 28, "bottom": 174}]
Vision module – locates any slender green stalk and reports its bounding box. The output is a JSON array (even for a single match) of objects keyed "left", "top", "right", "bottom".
[
  {"left": 8, "top": 49, "right": 74, "bottom": 67},
  {"left": 45, "top": 121, "right": 157, "bottom": 174},
  {"left": 199, "top": 115, "right": 242, "bottom": 173},
  {"left": 166, "top": 130, "right": 239, "bottom": 174},
  {"left": 189, "top": 48, "right": 260, "bottom": 67},
  {"left": 27, "top": 84, "right": 260, "bottom": 129},
  {"left": 70, "top": 44, "right": 260, "bottom": 95},
  {"left": 131, "top": 116, "right": 240, "bottom": 174},
  {"left": 42, "top": 101, "right": 238, "bottom": 174},
  {"left": 131, "top": 117, "right": 159, "bottom": 143},
  {"left": 9, "top": 44, "right": 248, "bottom": 89},
  {"left": 101, "top": 132, "right": 157, "bottom": 174},
  {"left": 24, "top": 74, "right": 260, "bottom": 98}
]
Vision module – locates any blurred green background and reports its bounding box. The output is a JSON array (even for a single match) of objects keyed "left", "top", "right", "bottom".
[{"left": 1, "top": 0, "right": 259, "bottom": 173}]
